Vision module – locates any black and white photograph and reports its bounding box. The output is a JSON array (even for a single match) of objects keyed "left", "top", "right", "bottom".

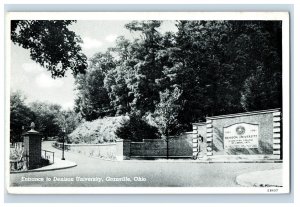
[{"left": 5, "top": 12, "right": 290, "bottom": 194}]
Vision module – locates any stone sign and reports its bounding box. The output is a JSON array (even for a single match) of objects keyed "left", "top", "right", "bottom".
[{"left": 223, "top": 123, "right": 259, "bottom": 149}]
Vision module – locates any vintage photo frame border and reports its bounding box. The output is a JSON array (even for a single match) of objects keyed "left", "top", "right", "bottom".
[{"left": 6, "top": 8, "right": 290, "bottom": 198}]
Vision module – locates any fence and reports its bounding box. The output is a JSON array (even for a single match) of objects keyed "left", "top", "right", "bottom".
[
  {"left": 42, "top": 150, "right": 55, "bottom": 164},
  {"left": 53, "top": 136, "right": 193, "bottom": 160},
  {"left": 127, "top": 136, "right": 193, "bottom": 159},
  {"left": 10, "top": 143, "right": 27, "bottom": 171},
  {"left": 10, "top": 142, "right": 23, "bottom": 149},
  {"left": 10, "top": 142, "right": 55, "bottom": 171},
  {"left": 10, "top": 156, "right": 28, "bottom": 171}
]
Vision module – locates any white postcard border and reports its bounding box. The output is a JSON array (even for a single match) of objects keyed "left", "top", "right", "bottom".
[{"left": 5, "top": 11, "right": 290, "bottom": 194}]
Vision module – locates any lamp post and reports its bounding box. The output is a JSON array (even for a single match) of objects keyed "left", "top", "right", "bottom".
[{"left": 61, "top": 127, "right": 65, "bottom": 160}]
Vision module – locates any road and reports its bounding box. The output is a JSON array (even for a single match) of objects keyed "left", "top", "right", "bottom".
[{"left": 10, "top": 141, "right": 282, "bottom": 187}]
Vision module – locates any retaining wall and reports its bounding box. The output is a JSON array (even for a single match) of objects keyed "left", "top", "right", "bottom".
[
  {"left": 128, "top": 137, "right": 193, "bottom": 158},
  {"left": 191, "top": 108, "right": 282, "bottom": 160},
  {"left": 53, "top": 142, "right": 118, "bottom": 160}
]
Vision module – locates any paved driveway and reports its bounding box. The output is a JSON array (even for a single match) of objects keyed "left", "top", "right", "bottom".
[{"left": 10, "top": 141, "right": 282, "bottom": 187}]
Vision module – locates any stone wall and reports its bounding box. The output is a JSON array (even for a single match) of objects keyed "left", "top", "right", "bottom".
[
  {"left": 55, "top": 108, "right": 282, "bottom": 161},
  {"left": 54, "top": 142, "right": 117, "bottom": 160},
  {"left": 191, "top": 108, "right": 282, "bottom": 159},
  {"left": 55, "top": 136, "right": 193, "bottom": 160},
  {"left": 209, "top": 112, "right": 274, "bottom": 156}
]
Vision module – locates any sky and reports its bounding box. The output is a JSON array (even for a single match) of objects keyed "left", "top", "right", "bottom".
[{"left": 10, "top": 20, "right": 177, "bottom": 110}]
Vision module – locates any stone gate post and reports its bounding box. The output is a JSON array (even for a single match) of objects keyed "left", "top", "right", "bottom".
[{"left": 22, "top": 122, "right": 42, "bottom": 169}]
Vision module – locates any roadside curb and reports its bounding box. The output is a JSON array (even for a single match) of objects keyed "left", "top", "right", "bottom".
[
  {"left": 52, "top": 151, "right": 283, "bottom": 163},
  {"left": 236, "top": 169, "right": 283, "bottom": 187},
  {"left": 10, "top": 160, "right": 77, "bottom": 174},
  {"left": 203, "top": 160, "right": 282, "bottom": 164},
  {"left": 119, "top": 159, "right": 282, "bottom": 164}
]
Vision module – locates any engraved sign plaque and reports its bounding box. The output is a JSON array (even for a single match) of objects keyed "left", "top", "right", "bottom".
[{"left": 224, "top": 123, "right": 259, "bottom": 149}]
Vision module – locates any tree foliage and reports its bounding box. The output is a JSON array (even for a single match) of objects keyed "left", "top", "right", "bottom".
[
  {"left": 29, "top": 101, "right": 62, "bottom": 139},
  {"left": 124, "top": 21, "right": 163, "bottom": 115},
  {"left": 151, "top": 87, "right": 183, "bottom": 137},
  {"left": 74, "top": 52, "right": 115, "bottom": 121},
  {"left": 10, "top": 91, "right": 81, "bottom": 142},
  {"left": 11, "top": 20, "right": 87, "bottom": 77},
  {"left": 115, "top": 114, "right": 160, "bottom": 142},
  {"left": 74, "top": 20, "right": 282, "bottom": 135},
  {"left": 10, "top": 91, "right": 34, "bottom": 143},
  {"left": 56, "top": 109, "right": 82, "bottom": 134}
]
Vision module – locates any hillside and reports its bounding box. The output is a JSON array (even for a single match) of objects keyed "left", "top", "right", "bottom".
[{"left": 68, "top": 116, "right": 129, "bottom": 144}]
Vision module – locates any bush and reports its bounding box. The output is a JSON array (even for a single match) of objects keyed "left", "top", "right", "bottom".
[
  {"left": 41, "top": 158, "right": 50, "bottom": 166},
  {"left": 10, "top": 148, "right": 23, "bottom": 161},
  {"left": 116, "top": 114, "right": 161, "bottom": 142},
  {"left": 69, "top": 116, "right": 129, "bottom": 144}
]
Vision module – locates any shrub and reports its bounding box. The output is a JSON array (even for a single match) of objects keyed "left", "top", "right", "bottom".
[
  {"left": 69, "top": 116, "right": 129, "bottom": 144},
  {"left": 10, "top": 148, "right": 23, "bottom": 161},
  {"left": 116, "top": 114, "right": 161, "bottom": 142}
]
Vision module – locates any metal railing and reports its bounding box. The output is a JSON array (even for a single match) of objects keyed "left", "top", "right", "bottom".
[{"left": 42, "top": 150, "right": 55, "bottom": 164}]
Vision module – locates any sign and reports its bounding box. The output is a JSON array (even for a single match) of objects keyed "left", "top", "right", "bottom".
[{"left": 223, "top": 123, "right": 259, "bottom": 149}]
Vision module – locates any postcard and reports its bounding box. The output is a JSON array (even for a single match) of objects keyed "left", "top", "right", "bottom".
[{"left": 5, "top": 12, "right": 290, "bottom": 194}]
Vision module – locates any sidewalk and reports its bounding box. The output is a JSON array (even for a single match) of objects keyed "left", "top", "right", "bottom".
[
  {"left": 124, "top": 154, "right": 282, "bottom": 163},
  {"left": 236, "top": 169, "right": 283, "bottom": 187},
  {"left": 11, "top": 159, "right": 77, "bottom": 174},
  {"left": 198, "top": 155, "right": 282, "bottom": 163}
]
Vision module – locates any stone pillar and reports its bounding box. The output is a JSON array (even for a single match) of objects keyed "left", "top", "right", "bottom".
[
  {"left": 192, "top": 125, "right": 198, "bottom": 158},
  {"left": 123, "top": 140, "right": 131, "bottom": 160},
  {"left": 206, "top": 119, "right": 213, "bottom": 156},
  {"left": 23, "top": 122, "right": 42, "bottom": 169},
  {"left": 116, "top": 139, "right": 124, "bottom": 161},
  {"left": 272, "top": 111, "right": 282, "bottom": 159},
  {"left": 116, "top": 139, "right": 131, "bottom": 160}
]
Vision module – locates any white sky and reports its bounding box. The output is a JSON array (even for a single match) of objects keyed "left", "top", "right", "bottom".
[{"left": 10, "top": 20, "right": 177, "bottom": 110}]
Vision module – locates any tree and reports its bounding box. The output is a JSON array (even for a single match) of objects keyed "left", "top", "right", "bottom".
[
  {"left": 56, "top": 109, "right": 82, "bottom": 133},
  {"left": 104, "top": 66, "right": 132, "bottom": 115},
  {"left": 240, "top": 66, "right": 282, "bottom": 111},
  {"left": 116, "top": 113, "right": 160, "bottom": 142},
  {"left": 11, "top": 20, "right": 87, "bottom": 77},
  {"left": 75, "top": 52, "right": 115, "bottom": 121},
  {"left": 104, "top": 37, "right": 135, "bottom": 115},
  {"left": 10, "top": 91, "right": 34, "bottom": 143},
  {"left": 56, "top": 109, "right": 82, "bottom": 142},
  {"left": 165, "top": 20, "right": 282, "bottom": 128},
  {"left": 72, "top": 20, "right": 282, "bottom": 134},
  {"left": 151, "top": 87, "right": 183, "bottom": 137},
  {"left": 124, "top": 21, "right": 163, "bottom": 115},
  {"left": 29, "top": 101, "right": 62, "bottom": 139}
]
